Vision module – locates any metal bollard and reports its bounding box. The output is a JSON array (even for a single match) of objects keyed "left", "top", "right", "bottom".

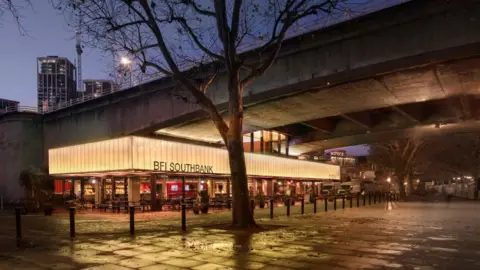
[
  {"left": 181, "top": 203, "right": 186, "bottom": 231},
  {"left": 15, "top": 208, "right": 22, "bottom": 247},
  {"left": 286, "top": 199, "right": 291, "bottom": 216},
  {"left": 350, "top": 196, "right": 353, "bottom": 208},
  {"left": 301, "top": 198, "right": 304, "bottom": 215},
  {"left": 357, "top": 195, "right": 360, "bottom": 208},
  {"left": 313, "top": 198, "right": 317, "bottom": 214},
  {"left": 363, "top": 194, "right": 366, "bottom": 206},
  {"left": 129, "top": 206, "right": 135, "bottom": 236},
  {"left": 69, "top": 207, "right": 75, "bottom": 239},
  {"left": 342, "top": 196, "right": 345, "bottom": 209},
  {"left": 333, "top": 197, "right": 337, "bottom": 211},
  {"left": 324, "top": 198, "right": 328, "bottom": 212},
  {"left": 251, "top": 199, "right": 255, "bottom": 215},
  {"left": 270, "top": 199, "right": 274, "bottom": 219}
]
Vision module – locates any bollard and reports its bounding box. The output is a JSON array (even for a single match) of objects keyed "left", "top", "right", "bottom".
[
  {"left": 181, "top": 203, "right": 186, "bottom": 231},
  {"left": 342, "top": 196, "right": 345, "bottom": 209},
  {"left": 301, "top": 198, "right": 304, "bottom": 215},
  {"left": 363, "top": 194, "right": 366, "bottom": 206},
  {"left": 251, "top": 199, "right": 255, "bottom": 215},
  {"left": 369, "top": 193, "right": 372, "bottom": 205},
  {"left": 324, "top": 198, "right": 328, "bottom": 212},
  {"left": 69, "top": 207, "right": 75, "bottom": 239},
  {"left": 269, "top": 199, "right": 274, "bottom": 219},
  {"left": 350, "top": 196, "right": 353, "bottom": 208},
  {"left": 15, "top": 208, "right": 22, "bottom": 247},
  {"left": 129, "top": 206, "right": 135, "bottom": 236},
  {"left": 313, "top": 198, "right": 317, "bottom": 214},
  {"left": 357, "top": 195, "right": 360, "bottom": 208},
  {"left": 333, "top": 197, "right": 337, "bottom": 211},
  {"left": 286, "top": 199, "right": 291, "bottom": 216}
]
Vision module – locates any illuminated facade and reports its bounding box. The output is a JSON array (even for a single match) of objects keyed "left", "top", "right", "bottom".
[{"left": 49, "top": 136, "right": 340, "bottom": 210}]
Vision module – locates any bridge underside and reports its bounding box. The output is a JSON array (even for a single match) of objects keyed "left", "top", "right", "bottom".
[{"left": 150, "top": 56, "right": 480, "bottom": 155}]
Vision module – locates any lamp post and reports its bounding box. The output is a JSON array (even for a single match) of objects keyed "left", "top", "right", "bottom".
[{"left": 119, "top": 56, "right": 132, "bottom": 87}]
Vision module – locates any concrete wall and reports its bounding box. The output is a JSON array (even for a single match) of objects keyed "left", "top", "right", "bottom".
[
  {"left": 42, "top": 0, "right": 480, "bottom": 149},
  {"left": 0, "top": 113, "right": 44, "bottom": 200}
]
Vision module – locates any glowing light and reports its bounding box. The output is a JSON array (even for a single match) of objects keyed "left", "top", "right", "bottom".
[
  {"left": 387, "top": 177, "right": 391, "bottom": 183},
  {"left": 120, "top": 56, "right": 131, "bottom": 65},
  {"left": 91, "top": 179, "right": 96, "bottom": 184},
  {"left": 416, "top": 179, "right": 420, "bottom": 183}
]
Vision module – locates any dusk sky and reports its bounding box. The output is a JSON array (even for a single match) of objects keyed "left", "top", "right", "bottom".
[
  {"left": 0, "top": 1, "right": 111, "bottom": 105},
  {"left": 0, "top": 1, "right": 369, "bottom": 156}
]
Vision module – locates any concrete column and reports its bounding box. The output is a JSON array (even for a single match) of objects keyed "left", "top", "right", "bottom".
[
  {"left": 208, "top": 179, "right": 214, "bottom": 198},
  {"left": 150, "top": 175, "right": 157, "bottom": 211},
  {"left": 260, "top": 131, "right": 264, "bottom": 153},
  {"left": 162, "top": 178, "right": 168, "bottom": 199},
  {"left": 266, "top": 179, "right": 273, "bottom": 196},
  {"left": 112, "top": 178, "right": 116, "bottom": 199},
  {"left": 94, "top": 179, "right": 101, "bottom": 204},
  {"left": 250, "top": 133, "right": 254, "bottom": 152},
  {"left": 124, "top": 178, "right": 128, "bottom": 199},
  {"left": 80, "top": 179, "right": 85, "bottom": 201},
  {"left": 226, "top": 178, "right": 231, "bottom": 197},
  {"left": 128, "top": 177, "right": 140, "bottom": 203}
]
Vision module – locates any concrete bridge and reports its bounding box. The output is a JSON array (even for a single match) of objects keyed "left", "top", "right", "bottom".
[
  {"left": 2, "top": 0, "right": 480, "bottom": 199},
  {"left": 40, "top": 0, "right": 480, "bottom": 154}
]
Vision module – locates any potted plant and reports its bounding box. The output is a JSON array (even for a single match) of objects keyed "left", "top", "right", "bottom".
[
  {"left": 256, "top": 192, "right": 266, "bottom": 208},
  {"left": 199, "top": 191, "right": 210, "bottom": 214}
]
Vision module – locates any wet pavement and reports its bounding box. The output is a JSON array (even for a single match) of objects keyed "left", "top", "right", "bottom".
[{"left": 0, "top": 200, "right": 479, "bottom": 270}]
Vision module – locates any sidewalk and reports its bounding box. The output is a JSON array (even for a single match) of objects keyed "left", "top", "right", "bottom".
[{"left": 2, "top": 200, "right": 479, "bottom": 270}]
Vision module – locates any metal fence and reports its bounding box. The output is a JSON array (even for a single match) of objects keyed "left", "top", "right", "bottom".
[{"left": 0, "top": 106, "right": 39, "bottom": 115}]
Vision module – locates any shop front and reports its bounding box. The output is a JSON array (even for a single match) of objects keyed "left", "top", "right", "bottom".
[{"left": 49, "top": 136, "right": 340, "bottom": 210}]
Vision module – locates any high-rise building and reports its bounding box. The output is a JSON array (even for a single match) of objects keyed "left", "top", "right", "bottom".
[
  {"left": 83, "top": 79, "right": 116, "bottom": 96},
  {"left": 37, "top": 56, "right": 77, "bottom": 112}
]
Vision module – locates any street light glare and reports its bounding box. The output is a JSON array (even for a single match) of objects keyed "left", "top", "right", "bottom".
[
  {"left": 387, "top": 177, "right": 391, "bottom": 183},
  {"left": 121, "top": 57, "right": 131, "bottom": 65}
]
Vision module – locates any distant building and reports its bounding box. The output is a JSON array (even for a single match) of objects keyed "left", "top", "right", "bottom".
[
  {"left": 83, "top": 79, "right": 115, "bottom": 96},
  {"left": 0, "top": 98, "right": 19, "bottom": 113},
  {"left": 37, "top": 56, "right": 77, "bottom": 112}
]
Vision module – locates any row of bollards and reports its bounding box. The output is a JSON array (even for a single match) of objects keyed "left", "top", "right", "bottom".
[{"left": 13, "top": 193, "right": 399, "bottom": 243}]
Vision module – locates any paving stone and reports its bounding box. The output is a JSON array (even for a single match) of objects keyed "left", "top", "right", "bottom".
[
  {"left": 162, "top": 258, "right": 204, "bottom": 268},
  {"left": 80, "top": 264, "right": 132, "bottom": 270},
  {"left": 135, "top": 252, "right": 172, "bottom": 262},
  {"left": 139, "top": 264, "right": 188, "bottom": 270},
  {"left": 113, "top": 248, "right": 145, "bottom": 257},
  {"left": 192, "top": 263, "right": 238, "bottom": 270},
  {"left": 118, "top": 258, "right": 156, "bottom": 268}
]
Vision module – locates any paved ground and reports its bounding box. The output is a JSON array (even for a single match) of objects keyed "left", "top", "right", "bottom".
[{"left": 0, "top": 199, "right": 479, "bottom": 270}]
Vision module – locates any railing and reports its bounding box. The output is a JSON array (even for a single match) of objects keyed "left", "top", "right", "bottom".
[
  {"left": 0, "top": 106, "right": 39, "bottom": 115},
  {"left": 38, "top": 0, "right": 407, "bottom": 114}
]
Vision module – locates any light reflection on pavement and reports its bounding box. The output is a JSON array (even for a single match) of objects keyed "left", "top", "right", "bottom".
[{"left": 1, "top": 200, "right": 480, "bottom": 269}]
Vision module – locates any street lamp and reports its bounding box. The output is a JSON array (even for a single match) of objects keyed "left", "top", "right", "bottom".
[{"left": 120, "top": 56, "right": 131, "bottom": 65}]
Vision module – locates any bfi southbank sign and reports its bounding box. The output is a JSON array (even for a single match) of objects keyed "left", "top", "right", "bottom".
[{"left": 153, "top": 161, "right": 214, "bottom": 174}]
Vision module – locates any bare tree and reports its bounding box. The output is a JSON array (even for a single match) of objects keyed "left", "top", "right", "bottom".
[
  {"left": 0, "top": 0, "right": 32, "bottom": 34},
  {"left": 369, "top": 138, "right": 424, "bottom": 198},
  {"left": 422, "top": 134, "right": 480, "bottom": 199},
  {"left": 53, "top": 0, "right": 345, "bottom": 228}
]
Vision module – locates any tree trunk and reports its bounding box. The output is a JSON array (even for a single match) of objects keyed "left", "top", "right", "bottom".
[
  {"left": 397, "top": 173, "right": 406, "bottom": 199},
  {"left": 475, "top": 178, "right": 480, "bottom": 200},
  {"left": 227, "top": 138, "right": 257, "bottom": 228},
  {"left": 407, "top": 175, "right": 414, "bottom": 196}
]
